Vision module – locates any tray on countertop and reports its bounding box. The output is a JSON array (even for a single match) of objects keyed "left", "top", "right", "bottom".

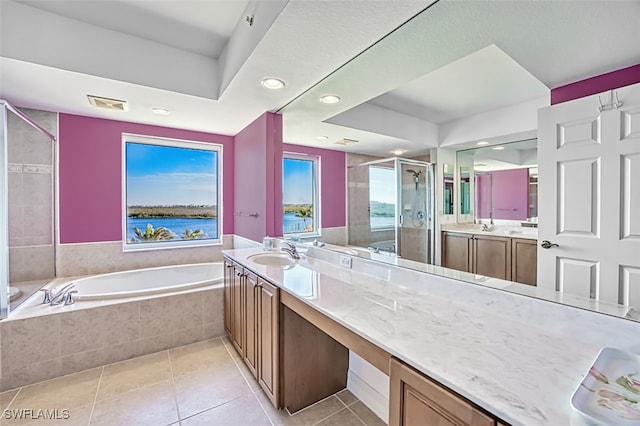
[{"left": 571, "top": 347, "right": 640, "bottom": 425}]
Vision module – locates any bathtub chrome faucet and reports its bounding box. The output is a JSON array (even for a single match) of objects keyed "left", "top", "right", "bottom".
[
  {"left": 40, "top": 283, "right": 77, "bottom": 305},
  {"left": 281, "top": 241, "right": 300, "bottom": 259}
]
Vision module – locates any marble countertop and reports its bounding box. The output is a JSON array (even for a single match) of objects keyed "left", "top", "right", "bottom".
[
  {"left": 223, "top": 247, "right": 640, "bottom": 426},
  {"left": 441, "top": 224, "right": 538, "bottom": 240}
]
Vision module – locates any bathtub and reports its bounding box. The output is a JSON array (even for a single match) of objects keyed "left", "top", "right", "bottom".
[{"left": 62, "top": 262, "right": 224, "bottom": 301}]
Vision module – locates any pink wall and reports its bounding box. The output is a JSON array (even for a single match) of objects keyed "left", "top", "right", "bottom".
[
  {"left": 59, "top": 114, "right": 234, "bottom": 244},
  {"left": 282, "top": 143, "right": 346, "bottom": 229},
  {"left": 476, "top": 169, "right": 529, "bottom": 221},
  {"left": 233, "top": 112, "right": 283, "bottom": 242},
  {"left": 551, "top": 63, "right": 640, "bottom": 105}
]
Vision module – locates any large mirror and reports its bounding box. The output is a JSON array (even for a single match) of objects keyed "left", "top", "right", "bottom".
[{"left": 279, "top": 0, "right": 639, "bottom": 321}]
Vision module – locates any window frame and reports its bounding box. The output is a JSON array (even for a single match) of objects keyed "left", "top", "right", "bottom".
[
  {"left": 121, "top": 133, "right": 223, "bottom": 252},
  {"left": 282, "top": 152, "right": 321, "bottom": 238}
]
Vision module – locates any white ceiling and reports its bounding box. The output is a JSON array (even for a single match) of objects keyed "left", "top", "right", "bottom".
[
  {"left": 280, "top": 0, "right": 640, "bottom": 156},
  {"left": 1, "top": 0, "right": 639, "bottom": 154},
  {"left": 13, "top": 0, "right": 248, "bottom": 58},
  {"left": 0, "top": 0, "right": 431, "bottom": 137},
  {"left": 369, "top": 45, "right": 549, "bottom": 124}
]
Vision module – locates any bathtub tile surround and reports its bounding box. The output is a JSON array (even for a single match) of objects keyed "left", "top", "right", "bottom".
[
  {"left": 56, "top": 235, "right": 233, "bottom": 276},
  {"left": 0, "top": 337, "right": 379, "bottom": 426},
  {"left": 0, "top": 287, "right": 224, "bottom": 391}
]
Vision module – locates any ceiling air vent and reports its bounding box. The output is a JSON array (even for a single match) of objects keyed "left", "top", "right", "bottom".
[
  {"left": 334, "top": 138, "right": 358, "bottom": 146},
  {"left": 87, "top": 95, "right": 128, "bottom": 111}
]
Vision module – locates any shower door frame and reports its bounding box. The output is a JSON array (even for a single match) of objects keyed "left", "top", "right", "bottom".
[
  {"left": 0, "top": 103, "right": 9, "bottom": 319},
  {"left": 395, "top": 158, "right": 435, "bottom": 265}
]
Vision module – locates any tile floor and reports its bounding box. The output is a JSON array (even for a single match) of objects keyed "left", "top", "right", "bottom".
[{"left": 0, "top": 337, "right": 387, "bottom": 426}]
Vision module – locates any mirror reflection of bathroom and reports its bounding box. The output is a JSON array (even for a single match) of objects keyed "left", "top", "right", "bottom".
[
  {"left": 457, "top": 138, "right": 538, "bottom": 226},
  {"left": 442, "top": 163, "right": 454, "bottom": 215},
  {"left": 347, "top": 155, "right": 434, "bottom": 264}
]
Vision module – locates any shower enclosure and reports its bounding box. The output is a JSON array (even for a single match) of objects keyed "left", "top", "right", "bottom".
[
  {"left": 347, "top": 157, "right": 435, "bottom": 264},
  {"left": 0, "top": 100, "right": 56, "bottom": 320}
]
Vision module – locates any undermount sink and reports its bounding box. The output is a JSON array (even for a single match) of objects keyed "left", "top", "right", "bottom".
[{"left": 247, "top": 252, "right": 297, "bottom": 267}]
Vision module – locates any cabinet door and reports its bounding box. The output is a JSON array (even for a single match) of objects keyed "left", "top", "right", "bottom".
[
  {"left": 243, "top": 272, "right": 258, "bottom": 377},
  {"left": 258, "top": 279, "right": 280, "bottom": 406},
  {"left": 473, "top": 235, "right": 511, "bottom": 280},
  {"left": 389, "top": 358, "right": 495, "bottom": 426},
  {"left": 442, "top": 232, "right": 472, "bottom": 272},
  {"left": 223, "top": 260, "right": 233, "bottom": 336},
  {"left": 231, "top": 265, "right": 244, "bottom": 354},
  {"left": 511, "top": 238, "right": 537, "bottom": 286}
]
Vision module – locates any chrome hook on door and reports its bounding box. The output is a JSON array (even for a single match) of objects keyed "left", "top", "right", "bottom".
[{"left": 541, "top": 240, "right": 559, "bottom": 249}]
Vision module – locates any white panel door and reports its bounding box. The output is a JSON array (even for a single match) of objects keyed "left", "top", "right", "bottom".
[{"left": 538, "top": 83, "right": 640, "bottom": 306}]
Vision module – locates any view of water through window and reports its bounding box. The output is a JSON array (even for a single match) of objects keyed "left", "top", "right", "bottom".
[{"left": 283, "top": 156, "right": 317, "bottom": 234}]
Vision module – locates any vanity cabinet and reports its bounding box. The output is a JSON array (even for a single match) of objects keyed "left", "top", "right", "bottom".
[
  {"left": 472, "top": 234, "right": 511, "bottom": 281},
  {"left": 390, "top": 358, "right": 497, "bottom": 426},
  {"left": 442, "top": 232, "right": 536, "bottom": 285},
  {"left": 223, "top": 258, "right": 245, "bottom": 354},
  {"left": 511, "top": 238, "right": 537, "bottom": 286},
  {"left": 442, "top": 232, "right": 473, "bottom": 272}
]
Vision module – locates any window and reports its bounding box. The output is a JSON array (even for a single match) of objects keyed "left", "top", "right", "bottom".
[
  {"left": 283, "top": 154, "right": 319, "bottom": 236},
  {"left": 369, "top": 166, "right": 395, "bottom": 229},
  {"left": 122, "top": 134, "right": 222, "bottom": 251}
]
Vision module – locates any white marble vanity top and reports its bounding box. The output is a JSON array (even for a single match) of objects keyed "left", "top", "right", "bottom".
[
  {"left": 442, "top": 223, "right": 538, "bottom": 240},
  {"left": 223, "top": 247, "right": 640, "bottom": 426}
]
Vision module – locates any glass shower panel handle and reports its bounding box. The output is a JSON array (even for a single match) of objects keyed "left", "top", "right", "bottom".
[{"left": 399, "top": 214, "right": 403, "bottom": 225}]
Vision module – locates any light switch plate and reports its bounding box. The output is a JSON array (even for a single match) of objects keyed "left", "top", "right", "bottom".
[{"left": 340, "top": 255, "right": 352, "bottom": 269}]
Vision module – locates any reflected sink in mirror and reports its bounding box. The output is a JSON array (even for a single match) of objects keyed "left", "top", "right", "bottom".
[{"left": 247, "top": 253, "right": 297, "bottom": 268}]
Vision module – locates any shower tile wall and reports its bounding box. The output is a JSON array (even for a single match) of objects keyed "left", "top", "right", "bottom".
[{"left": 7, "top": 108, "right": 56, "bottom": 283}]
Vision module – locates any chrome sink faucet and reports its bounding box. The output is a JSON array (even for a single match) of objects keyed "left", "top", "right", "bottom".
[
  {"left": 481, "top": 223, "right": 492, "bottom": 232},
  {"left": 281, "top": 241, "right": 300, "bottom": 259},
  {"left": 40, "top": 283, "right": 77, "bottom": 305}
]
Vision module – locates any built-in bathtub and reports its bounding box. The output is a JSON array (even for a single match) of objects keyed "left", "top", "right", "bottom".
[
  {"left": 1, "top": 262, "right": 226, "bottom": 392},
  {"left": 67, "top": 262, "right": 223, "bottom": 301}
]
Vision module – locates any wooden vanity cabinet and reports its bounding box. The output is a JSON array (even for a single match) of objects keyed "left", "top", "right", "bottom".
[
  {"left": 442, "top": 232, "right": 473, "bottom": 272},
  {"left": 242, "top": 271, "right": 280, "bottom": 406},
  {"left": 442, "top": 232, "right": 536, "bottom": 285},
  {"left": 390, "top": 358, "right": 497, "bottom": 426},
  {"left": 511, "top": 238, "right": 537, "bottom": 286},
  {"left": 223, "top": 258, "right": 244, "bottom": 354},
  {"left": 472, "top": 234, "right": 511, "bottom": 281}
]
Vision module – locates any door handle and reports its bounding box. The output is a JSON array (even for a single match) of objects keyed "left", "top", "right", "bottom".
[{"left": 540, "top": 240, "right": 559, "bottom": 249}]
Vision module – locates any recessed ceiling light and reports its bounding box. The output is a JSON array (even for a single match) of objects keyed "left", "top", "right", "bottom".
[
  {"left": 492, "top": 146, "right": 505, "bottom": 151},
  {"left": 151, "top": 107, "right": 171, "bottom": 116},
  {"left": 261, "top": 78, "right": 285, "bottom": 90},
  {"left": 315, "top": 136, "right": 329, "bottom": 140},
  {"left": 320, "top": 95, "right": 341, "bottom": 104},
  {"left": 476, "top": 141, "right": 489, "bottom": 146},
  {"left": 87, "top": 95, "right": 127, "bottom": 111},
  {"left": 390, "top": 149, "right": 407, "bottom": 156},
  {"left": 474, "top": 163, "right": 487, "bottom": 167},
  {"left": 334, "top": 138, "right": 358, "bottom": 146}
]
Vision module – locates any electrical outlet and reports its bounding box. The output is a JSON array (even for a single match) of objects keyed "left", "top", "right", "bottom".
[{"left": 340, "top": 255, "right": 352, "bottom": 269}]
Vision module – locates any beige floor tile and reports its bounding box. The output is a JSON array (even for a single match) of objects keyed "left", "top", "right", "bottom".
[
  {"left": 169, "top": 338, "right": 233, "bottom": 377},
  {"left": 336, "top": 389, "right": 358, "bottom": 406},
  {"left": 348, "top": 401, "right": 387, "bottom": 426},
  {"left": 315, "top": 408, "right": 365, "bottom": 426},
  {"left": 96, "top": 351, "right": 171, "bottom": 400},
  {"left": 1, "top": 389, "right": 20, "bottom": 411},
  {"left": 7, "top": 368, "right": 101, "bottom": 412},
  {"left": 174, "top": 362, "right": 251, "bottom": 419},
  {"left": 284, "top": 396, "right": 346, "bottom": 426},
  {"left": 181, "top": 394, "right": 271, "bottom": 426},
  {"left": 90, "top": 380, "right": 178, "bottom": 426}
]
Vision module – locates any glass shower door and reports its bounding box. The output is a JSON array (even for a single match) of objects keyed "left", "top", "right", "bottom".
[
  {"left": 397, "top": 159, "right": 435, "bottom": 264},
  {"left": 1, "top": 103, "right": 9, "bottom": 319}
]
